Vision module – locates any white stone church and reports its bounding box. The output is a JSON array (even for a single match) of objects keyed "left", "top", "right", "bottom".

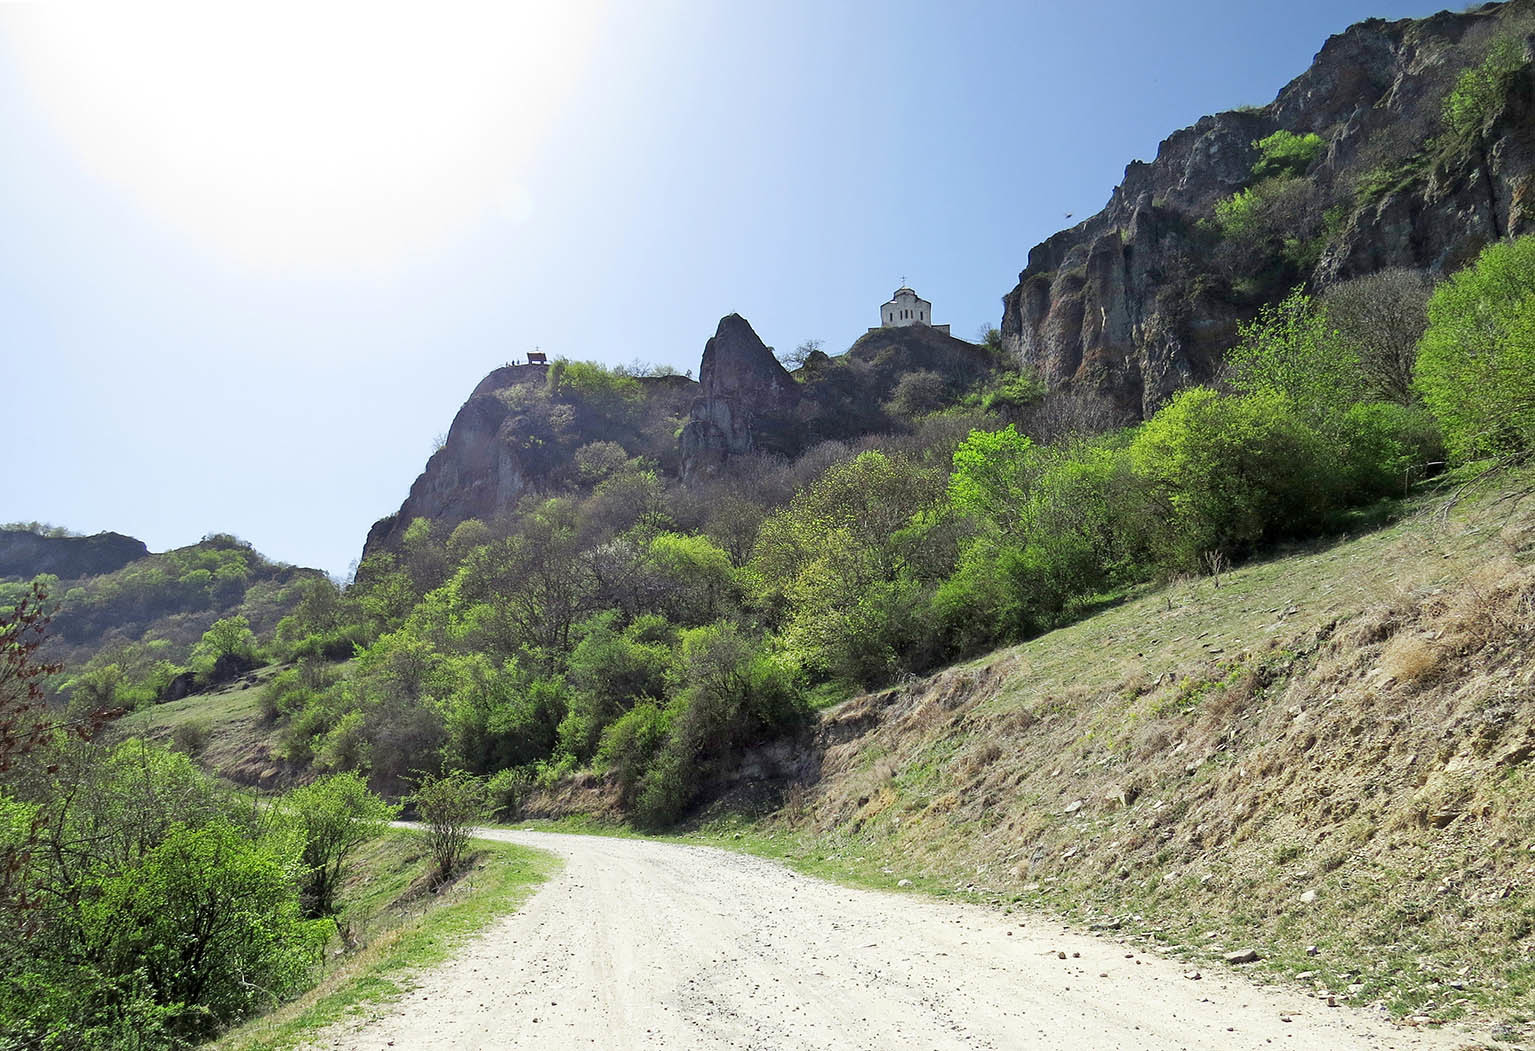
[{"left": 871, "top": 285, "right": 949, "bottom": 335}]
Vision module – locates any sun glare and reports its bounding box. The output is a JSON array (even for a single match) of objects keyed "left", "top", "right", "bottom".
[{"left": 8, "top": 3, "right": 605, "bottom": 273}]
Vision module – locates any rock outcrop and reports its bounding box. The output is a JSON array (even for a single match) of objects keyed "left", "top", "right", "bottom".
[
  {"left": 0, "top": 529, "right": 148, "bottom": 581},
  {"left": 364, "top": 362, "right": 700, "bottom": 558},
  {"left": 364, "top": 366, "right": 548, "bottom": 555},
  {"left": 1002, "top": 2, "right": 1535, "bottom": 419},
  {"left": 680, "top": 314, "right": 802, "bottom": 477}
]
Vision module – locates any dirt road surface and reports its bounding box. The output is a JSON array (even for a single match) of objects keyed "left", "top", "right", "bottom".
[{"left": 312, "top": 829, "right": 1473, "bottom": 1050}]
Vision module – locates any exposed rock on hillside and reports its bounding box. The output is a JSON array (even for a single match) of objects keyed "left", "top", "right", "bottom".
[
  {"left": 682, "top": 316, "right": 998, "bottom": 476},
  {"left": 680, "top": 314, "right": 801, "bottom": 477},
  {"left": 0, "top": 529, "right": 148, "bottom": 580},
  {"left": 366, "top": 364, "right": 699, "bottom": 557},
  {"left": 1002, "top": 2, "right": 1535, "bottom": 419},
  {"left": 365, "top": 366, "right": 545, "bottom": 556}
]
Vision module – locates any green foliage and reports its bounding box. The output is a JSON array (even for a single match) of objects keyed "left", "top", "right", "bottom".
[
  {"left": 413, "top": 770, "right": 487, "bottom": 882},
  {"left": 1212, "top": 175, "right": 1323, "bottom": 279},
  {"left": 1334, "top": 401, "right": 1446, "bottom": 499},
  {"left": 1130, "top": 387, "right": 1334, "bottom": 567},
  {"left": 485, "top": 765, "right": 536, "bottom": 819},
  {"left": 935, "top": 434, "right": 1133, "bottom": 655},
  {"left": 190, "top": 614, "right": 259, "bottom": 680},
  {"left": 547, "top": 359, "right": 646, "bottom": 426},
  {"left": 79, "top": 820, "right": 325, "bottom": 1042},
  {"left": 635, "top": 625, "right": 806, "bottom": 826},
  {"left": 282, "top": 772, "right": 399, "bottom": 917},
  {"left": 967, "top": 369, "right": 1045, "bottom": 415},
  {"left": 1442, "top": 37, "right": 1526, "bottom": 147},
  {"left": 1250, "top": 130, "right": 1324, "bottom": 180},
  {"left": 1355, "top": 152, "right": 1433, "bottom": 207},
  {"left": 597, "top": 701, "right": 670, "bottom": 805},
  {"left": 1, "top": 740, "right": 325, "bottom": 1048},
  {"left": 752, "top": 451, "right": 943, "bottom": 684},
  {"left": 1224, "top": 288, "right": 1365, "bottom": 427},
  {"left": 559, "top": 613, "right": 673, "bottom": 763},
  {"left": 1415, "top": 234, "right": 1535, "bottom": 460},
  {"left": 949, "top": 425, "right": 1038, "bottom": 532}
]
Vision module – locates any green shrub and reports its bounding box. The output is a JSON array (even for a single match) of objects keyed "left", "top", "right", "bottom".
[
  {"left": 1442, "top": 37, "right": 1526, "bottom": 148},
  {"left": 413, "top": 771, "right": 487, "bottom": 882},
  {"left": 1, "top": 742, "right": 324, "bottom": 1049},
  {"left": 623, "top": 626, "right": 807, "bottom": 826},
  {"left": 1335, "top": 401, "right": 1445, "bottom": 499},
  {"left": 486, "top": 766, "right": 536, "bottom": 819},
  {"left": 1130, "top": 387, "right": 1335, "bottom": 568},
  {"left": 1415, "top": 235, "right": 1535, "bottom": 460},
  {"left": 598, "top": 701, "right": 670, "bottom": 805},
  {"left": 1224, "top": 288, "right": 1365, "bottom": 428},
  {"left": 1249, "top": 130, "right": 1324, "bottom": 180},
  {"left": 282, "top": 772, "right": 398, "bottom": 917},
  {"left": 79, "top": 820, "right": 325, "bottom": 1042}
]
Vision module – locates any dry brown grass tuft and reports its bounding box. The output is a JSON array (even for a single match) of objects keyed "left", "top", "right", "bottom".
[{"left": 1379, "top": 633, "right": 1444, "bottom": 684}]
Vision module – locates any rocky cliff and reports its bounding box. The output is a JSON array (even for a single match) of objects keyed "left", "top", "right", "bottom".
[
  {"left": 365, "top": 364, "right": 699, "bottom": 557},
  {"left": 679, "top": 314, "right": 802, "bottom": 477},
  {"left": 0, "top": 529, "right": 149, "bottom": 581},
  {"left": 1002, "top": 1, "right": 1535, "bottom": 418}
]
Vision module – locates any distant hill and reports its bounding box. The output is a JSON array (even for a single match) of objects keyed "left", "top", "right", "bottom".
[{"left": 0, "top": 528, "right": 325, "bottom": 707}]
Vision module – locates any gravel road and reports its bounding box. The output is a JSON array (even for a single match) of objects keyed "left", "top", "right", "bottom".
[{"left": 311, "top": 829, "right": 1471, "bottom": 1050}]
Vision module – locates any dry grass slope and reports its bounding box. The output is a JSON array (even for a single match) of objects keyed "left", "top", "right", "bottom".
[{"left": 717, "top": 473, "right": 1535, "bottom": 1033}]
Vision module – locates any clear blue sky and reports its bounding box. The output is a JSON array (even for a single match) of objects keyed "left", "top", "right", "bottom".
[{"left": 1, "top": 0, "right": 1449, "bottom": 576}]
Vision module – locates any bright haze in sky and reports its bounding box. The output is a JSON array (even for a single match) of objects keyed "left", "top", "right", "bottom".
[{"left": 2, "top": 0, "right": 1447, "bottom": 576}]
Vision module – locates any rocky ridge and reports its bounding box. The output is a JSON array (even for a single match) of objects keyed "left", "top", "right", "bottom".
[
  {"left": 0, "top": 529, "right": 149, "bottom": 581},
  {"left": 679, "top": 314, "right": 802, "bottom": 477}
]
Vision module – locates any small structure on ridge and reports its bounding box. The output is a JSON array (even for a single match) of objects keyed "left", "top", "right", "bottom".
[{"left": 873, "top": 285, "right": 949, "bottom": 335}]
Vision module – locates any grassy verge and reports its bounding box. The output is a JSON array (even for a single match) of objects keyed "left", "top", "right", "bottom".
[{"left": 214, "top": 828, "right": 559, "bottom": 1051}]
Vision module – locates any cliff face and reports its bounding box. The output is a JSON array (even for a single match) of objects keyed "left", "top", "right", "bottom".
[
  {"left": 364, "top": 366, "right": 546, "bottom": 556},
  {"left": 0, "top": 529, "right": 148, "bottom": 581},
  {"left": 680, "top": 314, "right": 802, "bottom": 477},
  {"left": 364, "top": 364, "right": 701, "bottom": 559},
  {"left": 1002, "top": 2, "right": 1535, "bottom": 419}
]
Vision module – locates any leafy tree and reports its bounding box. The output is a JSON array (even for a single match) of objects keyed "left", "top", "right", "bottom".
[
  {"left": 559, "top": 613, "right": 673, "bottom": 762},
  {"left": 1415, "top": 234, "right": 1535, "bottom": 459},
  {"left": 414, "top": 770, "right": 487, "bottom": 882},
  {"left": 1321, "top": 268, "right": 1435, "bottom": 404},
  {"left": 635, "top": 625, "right": 805, "bottom": 825},
  {"left": 80, "top": 820, "right": 324, "bottom": 1042},
  {"left": 596, "top": 701, "right": 669, "bottom": 805},
  {"left": 190, "top": 614, "right": 258, "bottom": 678},
  {"left": 3, "top": 740, "right": 322, "bottom": 1047},
  {"left": 948, "top": 425, "right": 1038, "bottom": 534},
  {"left": 401, "top": 517, "right": 447, "bottom": 594},
  {"left": 1222, "top": 288, "right": 1364, "bottom": 429},
  {"left": 1129, "top": 387, "right": 1334, "bottom": 568},
  {"left": 445, "top": 518, "right": 492, "bottom": 566},
  {"left": 282, "top": 772, "right": 399, "bottom": 917},
  {"left": 457, "top": 499, "right": 596, "bottom": 656},
  {"left": 752, "top": 451, "right": 943, "bottom": 682}
]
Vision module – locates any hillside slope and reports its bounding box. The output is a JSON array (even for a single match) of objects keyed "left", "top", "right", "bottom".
[{"left": 663, "top": 471, "right": 1535, "bottom": 1030}]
